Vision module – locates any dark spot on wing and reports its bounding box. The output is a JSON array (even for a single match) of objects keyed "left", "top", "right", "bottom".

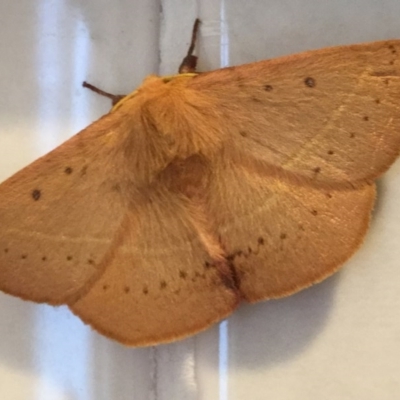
[
  {"left": 143, "top": 286, "right": 148, "bottom": 295},
  {"left": 66, "top": 256, "right": 73, "bottom": 261},
  {"left": 311, "top": 209, "right": 318, "bottom": 216},
  {"left": 327, "top": 150, "right": 334, "bottom": 155},
  {"left": 350, "top": 132, "right": 355, "bottom": 138},
  {"left": 160, "top": 280, "right": 167, "bottom": 289},
  {"left": 226, "top": 254, "right": 235, "bottom": 262},
  {"left": 252, "top": 96, "right": 262, "bottom": 103},
  {"left": 239, "top": 131, "right": 247, "bottom": 137},
  {"left": 204, "top": 261, "right": 212, "bottom": 269},
  {"left": 326, "top": 192, "right": 333, "bottom": 198},
  {"left": 103, "top": 284, "right": 109, "bottom": 291},
  {"left": 21, "top": 254, "right": 27, "bottom": 259},
  {"left": 42, "top": 256, "right": 47, "bottom": 261},
  {"left": 112, "top": 183, "right": 121, "bottom": 192},
  {"left": 280, "top": 233, "right": 287, "bottom": 239},
  {"left": 179, "top": 270, "right": 187, "bottom": 279},
  {"left": 64, "top": 167, "right": 73, "bottom": 174},
  {"left": 4, "top": 248, "right": 8, "bottom": 253},
  {"left": 375, "top": 99, "right": 380, "bottom": 104},
  {"left": 258, "top": 237, "right": 264, "bottom": 245},
  {"left": 226, "top": 249, "right": 246, "bottom": 263},
  {"left": 313, "top": 167, "right": 321, "bottom": 173},
  {"left": 32, "top": 189, "right": 41, "bottom": 201},
  {"left": 304, "top": 77, "right": 315, "bottom": 87},
  {"left": 124, "top": 286, "right": 130, "bottom": 293},
  {"left": 363, "top": 116, "right": 369, "bottom": 121},
  {"left": 87, "top": 259, "right": 95, "bottom": 265},
  {"left": 264, "top": 84, "right": 273, "bottom": 91}
]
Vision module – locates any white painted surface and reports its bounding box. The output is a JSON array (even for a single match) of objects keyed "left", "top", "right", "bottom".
[{"left": 0, "top": 0, "right": 399, "bottom": 399}]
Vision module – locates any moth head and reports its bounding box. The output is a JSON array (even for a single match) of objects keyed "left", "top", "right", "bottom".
[{"left": 115, "top": 74, "right": 225, "bottom": 169}]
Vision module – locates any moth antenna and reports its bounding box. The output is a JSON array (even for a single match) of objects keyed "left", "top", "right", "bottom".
[
  {"left": 178, "top": 18, "right": 201, "bottom": 74},
  {"left": 82, "top": 81, "right": 126, "bottom": 106}
]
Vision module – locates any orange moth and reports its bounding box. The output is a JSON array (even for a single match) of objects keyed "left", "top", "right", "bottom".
[{"left": 0, "top": 20, "right": 399, "bottom": 346}]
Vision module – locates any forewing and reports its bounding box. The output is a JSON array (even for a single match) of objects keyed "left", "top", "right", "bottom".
[
  {"left": 189, "top": 40, "right": 400, "bottom": 188},
  {"left": 0, "top": 113, "right": 133, "bottom": 304}
]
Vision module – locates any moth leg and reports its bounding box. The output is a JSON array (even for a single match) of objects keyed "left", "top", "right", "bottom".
[
  {"left": 178, "top": 18, "right": 201, "bottom": 74},
  {"left": 82, "top": 81, "right": 126, "bottom": 106}
]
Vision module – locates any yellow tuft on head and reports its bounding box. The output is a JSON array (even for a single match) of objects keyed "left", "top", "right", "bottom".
[{"left": 111, "top": 73, "right": 198, "bottom": 112}]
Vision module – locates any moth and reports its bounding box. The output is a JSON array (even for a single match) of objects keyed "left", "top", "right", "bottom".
[{"left": 0, "top": 20, "right": 399, "bottom": 346}]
